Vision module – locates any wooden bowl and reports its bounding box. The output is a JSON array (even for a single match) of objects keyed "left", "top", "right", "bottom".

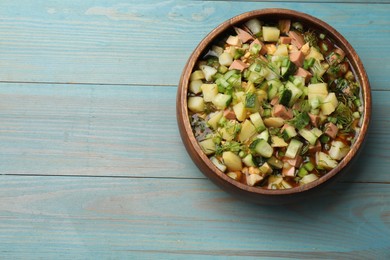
[{"left": 176, "top": 8, "right": 371, "bottom": 204}]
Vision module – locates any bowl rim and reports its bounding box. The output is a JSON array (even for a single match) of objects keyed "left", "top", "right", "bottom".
[{"left": 177, "top": 8, "right": 371, "bottom": 196}]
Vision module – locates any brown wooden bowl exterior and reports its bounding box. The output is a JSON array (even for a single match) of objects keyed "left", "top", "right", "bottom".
[{"left": 176, "top": 8, "right": 371, "bottom": 204}]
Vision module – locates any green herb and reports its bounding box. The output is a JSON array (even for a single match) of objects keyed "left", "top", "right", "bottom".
[
  {"left": 289, "top": 112, "right": 310, "bottom": 130},
  {"left": 245, "top": 92, "right": 257, "bottom": 108},
  {"left": 334, "top": 103, "right": 354, "bottom": 133}
]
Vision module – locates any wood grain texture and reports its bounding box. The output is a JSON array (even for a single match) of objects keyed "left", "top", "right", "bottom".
[
  {"left": 0, "top": 1, "right": 388, "bottom": 89},
  {"left": 0, "top": 175, "right": 389, "bottom": 259},
  {"left": 0, "top": 83, "right": 388, "bottom": 183}
]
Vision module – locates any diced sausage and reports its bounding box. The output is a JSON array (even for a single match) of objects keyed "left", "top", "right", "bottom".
[
  {"left": 325, "top": 122, "right": 339, "bottom": 139},
  {"left": 295, "top": 67, "right": 312, "bottom": 83},
  {"left": 270, "top": 97, "right": 279, "bottom": 106},
  {"left": 279, "top": 19, "right": 291, "bottom": 34},
  {"left": 284, "top": 155, "right": 303, "bottom": 168},
  {"left": 328, "top": 48, "right": 346, "bottom": 65},
  {"left": 282, "top": 166, "right": 296, "bottom": 177},
  {"left": 289, "top": 51, "right": 305, "bottom": 67},
  {"left": 229, "top": 60, "right": 249, "bottom": 72},
  {"left": 234, "top": 27, "right": 254, "bottom": 43},
  {"left": 249, "top": 39, "right": 267, "bottom": 55},
  {"left": 224, "top": 109, "right": 236, "bottom": 120},
  {"left": 280, "top": 36, "right": 292, "bottom": 44},
  {"left": 273, "top": 104, "right": 293, "bottom": 120},
  {"left": 308, "top": 113, "right": 320, "bottom": 127},
  {"left": 309, "top": 140, "right": 322, "bottom": 154},
  {"left": 288, "top": 31, "right": 305, "bottom": 49}
]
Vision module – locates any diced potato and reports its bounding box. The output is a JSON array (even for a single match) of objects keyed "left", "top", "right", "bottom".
[
  {"left": 238, "top": 120, "right": 256, "bottom": 142},
  {"left": 199, "top": 138, "right": 216, "bottom": 155},
  {"left": 219, "top": 52, "right": 233, "bottom": 66},
  {"left": 222, "top": 151, "right": 243, "bottom": 171},
  {"left": 190, "top": 70, "right": 205, "bottom": 81},
  {"left": 321, "top": 92, "right": 339, "bottom": 115},
  {"left": 246, "top": 173, "right": 263, "bottom": 186},
  {"left": 328, "top": 141, "right": 350, "bottom": 160},
  {"left": 227, "top": 171, "right": 242, "bottom": 181},
  {"left": 299, "top": 173, "right": 318, "bottom": 185},
  {"left": 235, "top": 91, "right": 246, "bottom": 104},
  {"left": 308, "top": 83, "right": 328, "bottom": 102},
  {"left": 188, "top": 96, "right": 205, "bottom": 112},
  {"left": 262, "top": 26, "right": 280, "bottom": 42},
  {"left": 271, "top": 136, "right": 288, "bottom": 147},
  {"left": 219, "top": 120, "right": 240, "bottom": 141},
  {"left": 201, "top": 83, "right": 218, "bottom": 102},
  {"left": 316, "top": 151, "right": 338, "bottom": 170},
  {"left": 226, "top": 35, "right": 242, "bottom": 46},
  {"left": 263, "top": 117, "right": 285, "bottom": 128},
  {"left": 189, "top": 79, "right": 203, "bottom": 94},
  {"left": 305, "top": 47, "right": 324, "bottom": 61},
  {"left": 273, "top": 44, "right": 289, "bottom": 56},
  {"left": 207, "top": 111, "right": 223, "bottom": 130},
  {"left": 233, "top": 102, "right": 247, "bottom": 122}
]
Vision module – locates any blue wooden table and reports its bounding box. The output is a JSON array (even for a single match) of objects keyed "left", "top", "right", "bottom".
[{"left": 1, "top": 1, "right": 389, "bottom": 258}]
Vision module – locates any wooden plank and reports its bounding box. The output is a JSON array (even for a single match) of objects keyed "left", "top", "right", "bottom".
[
  {"left": 0, "top": 175, "right": 389, "bottom": 259},
  {"left": 0, "top": 83, "right": 388, "bottom": 182},
  {"left": 0, "top": 1, "right": 388, "bottom": 89}
]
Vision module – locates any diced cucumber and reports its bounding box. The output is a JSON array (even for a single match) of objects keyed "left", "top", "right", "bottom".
[
  {"left": 299, "top": 173, "right": 318, "bottom": 185},
  {"left": 267, "top": 79, "right": 282, "bottom": 100},
  {"left": 238, "top": 120, "right": 257, "bottom": 142},
  {"left": 249, "top": 112, "right": 266, "bottom": 133},
  {"left": 285, "top": 81, "right": 303, "bottom": 107},
  {"left": 285, "top": 139, "right": 303, "bottom": 159},
  {"left": 259, "top": 162, "right": 273, "bottom": 175},
  {"left": 222, "top": 151, "right": 243, "bottom": 171},
  {"left": 212, "top": 93, "right": 232, "bottom": 109},
  {"left": 280, "top": 60, "right": 297, "bottom": 80},
  {"left": 282, "top": 124, "right": 297, "bottom": 140},
  {"left": 279, "top": 88, "right": 292, "bottom": 107},
  {"left": 303, "top": 162, "right": 315, "bottom": 171},
  {"left": 250, "top": 139, "right": 274, "bottom": 158},
  {"left": 245, "top": 92, "right": 260, "bottom": 113},
  {"left": 188, "top": 96, "right": 205, "bottom": 112},
  {"left": 257, "top": 129, "right": 269, "bottom": 142},
  {"left": 316, "top": 151, "right": 338, "bottom": 170},
  {"left": 201, "top": 83, "right": 218, "bottom": 102},
  {"left": 200, "top": 65, "right": 217, "bottom": 81},
  {"left": 210, "top": 156, "right": 227, "bottom": 172},
  {"left": 199, "top": 138, "right": 216, "bottom": 155},
  {"left": 245, "top": 18, "right": 262, "bottom": 35},
  {"left": 242, "top": 154, "right": 256, "bottom": 167},
  {"left": 328, "top": 140, "right": 350, "bottom": 160},
  {"left": 299, "top": 128, "right": 318, "bottom": 145},
  {"left": 267, "top": 156, "right": 283, "bottom": 169},
  {"left": 311, "top": 127, "right": 323, "bottom": 138},
  {"left": 297, "top": 167, "right": 308, "bottom": 178}
]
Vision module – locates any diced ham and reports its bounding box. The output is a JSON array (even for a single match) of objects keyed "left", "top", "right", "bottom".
[
  {"left": 328, "top": 48, "right": 346, "bottom": 65},
  {"left": 279, "top": 19, "right": 291, "bottom": 34},
  {"left": 295, "top": 67, "right": 312, "bottom": 83},
  {"left": 249, "top": 39, "right": 267, "bottom": 55},
  {"left": 288, "top": 31, "right": 305, "bottom": 49},
  {"left": 224, "top": 109, "right": 236, "bottom": 120},
  {"left": 229, "top": 60, "right": 249, "bottom": 72},
  {"left": 308, "top": 113, "right": 320, "bottom": 127},
  {"left": 285, "top": 155, "right": 303, "bottom": 168},
  {"left": 325, "top": 122, "right": 339, "bottom": 139},
  {"left": 273, "top": 104, "right": 293, "bottom": 120},
  {"left": 280, "top": 36, "right": 292, "bottom": 44},
  {"left": 270, "top": 97, "right": 279, "bottom": 106},
  {"left": 282, "top": 166, "right": 296, "bottom": 177},
  {"left": 289, "top": 51, "right": 305, "bottom": 67},
  {"left": 309, "top": 140, "right": 322, "bottom": 154},
  {"left": 234, "top": 27, "right": 254, "bottom": 43}
]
